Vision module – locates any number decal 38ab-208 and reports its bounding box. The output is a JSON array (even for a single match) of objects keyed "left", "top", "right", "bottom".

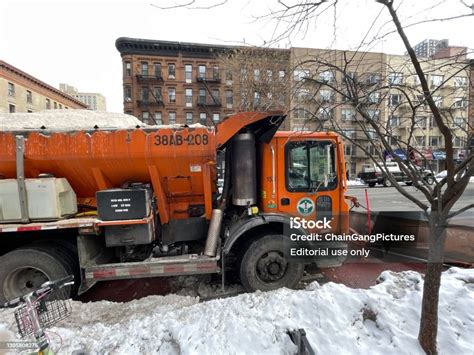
[{"left": 154, "top": 134, "right": 209, "bottom": 146}]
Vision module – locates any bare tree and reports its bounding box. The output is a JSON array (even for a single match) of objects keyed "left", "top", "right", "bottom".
[
  {"left": 275, "top": 2, "right": 473, "bottom": 354},
  {"left": 217, "top": 46, "right": 291, "bottom": 113}
]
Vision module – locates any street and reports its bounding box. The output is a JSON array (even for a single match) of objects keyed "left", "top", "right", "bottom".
[{"left": 348, "top": 183, "right": 474, "bottom": 227}]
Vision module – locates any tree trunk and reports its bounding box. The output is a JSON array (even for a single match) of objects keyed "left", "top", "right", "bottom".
[{"left": 418, "top": 213, "right": 447, "bottom": 354}]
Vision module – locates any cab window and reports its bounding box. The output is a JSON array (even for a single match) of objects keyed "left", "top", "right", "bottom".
[{"left": 286, "top": 141, "right": 337, "bottom": 191}]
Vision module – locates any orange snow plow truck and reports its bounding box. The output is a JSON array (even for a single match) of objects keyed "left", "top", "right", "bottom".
[{"left": 0, "top": 111, "right": 352, "bottom": 301}]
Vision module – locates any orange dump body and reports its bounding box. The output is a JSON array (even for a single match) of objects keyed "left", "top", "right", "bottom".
[{"left": 0, "top": 111, "right": 284, "bottom": 224}]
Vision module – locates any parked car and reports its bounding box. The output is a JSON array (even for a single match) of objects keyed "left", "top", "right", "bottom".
[{"left": 359, "top": 162, "right": 409, "bottom": 187}]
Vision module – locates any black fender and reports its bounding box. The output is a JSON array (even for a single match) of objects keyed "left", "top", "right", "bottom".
[{"left": 223, "top": 213, "right": 307, "bottom": 254}]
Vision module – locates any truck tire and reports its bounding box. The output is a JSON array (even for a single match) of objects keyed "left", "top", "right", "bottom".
[
  {"left": 383, "top": 179, "right": 392, "bottom": 187},
  {"left": 425, "top": 175, "right": 434, "bottom": 185},
  {"left": 30, "top": 242, "right": 81, "bottom": 296},
  {"left": 239, "top": 234, "right": 303, "bottom": 292},
  {"left": 0, "top": 247, "right": 71, "bottom": 304},
  {"left": 368, "top": 182, "right": 376, "bottom": 188}
]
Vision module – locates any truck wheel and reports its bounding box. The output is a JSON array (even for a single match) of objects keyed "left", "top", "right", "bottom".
[
  {"left": 383, "top": 179, "right": 392, "bottom": 187},
  {"left": 368, "top": 182, "right": 376, "bottom": 188},
  {"left": 240, "top": 234, "right": 303, "bottom": 292},
  {"left": 425, "top": 175, "right": 434, "bottom": 185},
  {"left": 0, "top": 247, "right": 71, "bottom": 304}
]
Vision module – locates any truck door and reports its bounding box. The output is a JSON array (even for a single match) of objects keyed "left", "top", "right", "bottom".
[{"left": 276, "top": 137, "right": 339, "bottom": 231}]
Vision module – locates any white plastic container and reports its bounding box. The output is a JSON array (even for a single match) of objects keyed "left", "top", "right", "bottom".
[{"left": 0, "top": 178, "right": 77, "bottom": 222}]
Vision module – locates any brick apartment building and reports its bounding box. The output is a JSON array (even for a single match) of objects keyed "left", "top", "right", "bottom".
[
  {"left": 115, "top": 37, "right": 289, "bottom": 127},
  {"left": 0, "top": 60, "right": 87, "bottom": 113},
  {"left": 116, "top": 38, "right": 471, "bottom": 176}
]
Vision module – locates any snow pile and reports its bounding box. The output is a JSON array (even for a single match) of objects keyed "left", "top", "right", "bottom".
[
  {"left": 0, "top": 110, "right": 213, "bottom": 131},
  {"left": 0, "top": 110, "right": 145, "bottom": 130},
  {"left": 0, "top": 268, "right": 472, "bottom": 354}
]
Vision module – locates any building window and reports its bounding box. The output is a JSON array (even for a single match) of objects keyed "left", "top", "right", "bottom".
[
  {"left": 124, "top": 86, "right": 132, "bottom": 102},
  {"left": 415, "top": 116, "right": 426, "bottom": 128},
  {"left": 213, "top": 66, "right": 220, "bottom": 80},
  {"left": 199, "top": 112, "right": 207, "bottom": 124},
  {"left": 344, "top": 145, "right": 352, "bottom": 156},
  {"left": 453, "top": 76, "right": 467, "bottom": 87},
  {"left": 125, "top": 61, "right": 131, "bottom": 76},
  {"left": 429, "top": 136, "right": 441, "bottom": 147},
  {"left": 320, "top": 89, "right": 333, "bottom": 103},
  {"left": 7, "top": 82, "right": 15, "bottom": 96},
  {"left": 267, "top": 70, "right": 273, "bottom": 82},
  {"left": 388, "top": 72, "right": 403, "bottom": 85},
  {"left": 453, "top": 97, "right": 467, "bottom": 109},
  {"left": 451, "top": 117, "right": 466, "bottom": 129},
  {"left": 225, "top": 90, "right": 233, "bottom": 108},
  {"left": 9, "top": 104, "right": 15, "bottom": 113},
  {"left": 319, "top": 71, "right": 335, "bottom": 83},
  {"left": 169, "top": 111, "right": 176, "bottom": 124},
  {"left": 168, "top": 64, "right": 176, "bottom": 79},
  {"left": 342, "top": 128, "right": 356, "bottom": 139},
  {"left": 366, "top": 73, "right": 381, "bottom": 84},
  {"left": 453, "top": 136, "right": 464, "bottom": 148},
  {"left": 294, "top": 108, "right": 309, "bottom": 120},
  {"left": 26, "top": 90, "right": 33, "bottom": 104},
  {"left": 199, "top": 89, "right": 206, "bottom": 104},
  {"left": 389, "top": 116, "right": 400, "bottom": 126},
  {"left": 368, "top": 92, "right": 380, "bottom": 104},
  {"left": 433, "top": 96, "right": 443, "bottom": 108},
  {"left": 53, "top": 102, "right": 57, "bottom": 109},
  {"left": 154, "top": 112, "right": 162, "bottom": 125},
  {"left": 142, "top": 111, "right": 150, "bottom": 124},
  {"left": 211, "top": 89, "right": 220, "bottom": 103},
  {"left": 185, "top": 88, "right": 193, "bottom": 107},
  {"left": 430, "top": 75, "right": 443, "bottom": 88},
  {"left": 198, "top": 65, "right": 206, "bottom": 79},
  {"left": 319, "top": 107, "right": 333, "bottom": 121},
  {"left": 140, "top": 87, "right": 149, "bottom": 102},
  {"left": 154, "top": 63, "right": 162, "bottom": 77},
  {"left": 141, "top": 62, "right": 148, "bottom": 76},
  {"left": 389, "top": 94, "right": 402, "bottom": 106},
  {"left": 253, "top": 69, "right": 260, "bottom": 81},
  {"left": 186, "top": 112, "right": 193, "bottom": 125},
  {"left": 46, "top": 98, "right": 51, "bottom": 109},
  {"left": 213, "top": 113, "right": 220, "bottom": 123},
  {"left": 59, "top": 104, "right": 62, "bottom": 109},
  {"left": 254, "top": 92, "right": 261, "bottom": 106},
  {"left": 293, "top": 69, "right": 310, "bottom": 82},
  {"left": 185, "top": 64, "right": 192, "bottom": 83},
  {"left": 341, "top": 108, "right": 355, "bottom": 121},
  {"left": 168, "top": 88, "right": 176, "bottom": 103},
  {"left": 27, "top": 110, "right": 33, "bottom": 113},
  {"left": 225, "top": 68, "right": 233, "bottom": 82},
  {"left": 125, "top": 110, "right": 132, "bottom": 115},
  {"left": 153, "top": 87, "right": 162, "bottom": 102}
]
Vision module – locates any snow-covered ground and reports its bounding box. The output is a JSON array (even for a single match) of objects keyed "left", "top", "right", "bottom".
[
  {"left": 0, "top": 268, "right": 472, "bottom": 354},
  {"left": 347, "top": 179, "right": 364, "bottom": 186}
]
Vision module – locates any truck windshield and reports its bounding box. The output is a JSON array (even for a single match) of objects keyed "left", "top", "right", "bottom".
[{"left": 286, "top": 140, "right": 337, "bottom": 191}]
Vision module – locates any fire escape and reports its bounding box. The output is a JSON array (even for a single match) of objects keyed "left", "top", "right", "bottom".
[
  {"left": 135, "top": 68, "right": 165, "bottom": 124},
  {"left": 196, "top": 67, "right": 221, "bottom": 125}
]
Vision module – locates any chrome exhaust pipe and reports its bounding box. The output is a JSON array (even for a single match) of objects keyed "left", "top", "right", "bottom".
[{"left": 204, "top": 209, "right": 223, "bottom": 257}]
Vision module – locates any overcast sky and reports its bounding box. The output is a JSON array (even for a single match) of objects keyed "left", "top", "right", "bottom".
[{"left": 1, "top": 0, "right": 472, "bottom": 113}]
